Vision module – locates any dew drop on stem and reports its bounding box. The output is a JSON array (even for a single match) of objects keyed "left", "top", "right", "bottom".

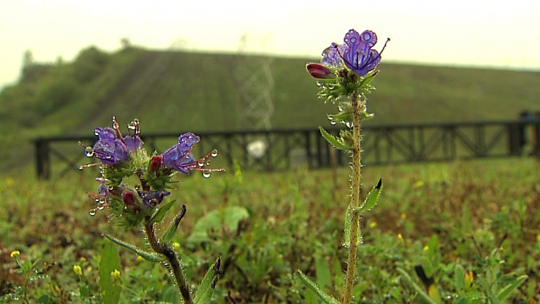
[
  {"left": 89, "top": 209, "right": 97, "bottom": 216},
  {"left": 211, "top": 149, "right": 218, "bottom": 157},
  {"left": 202, "top": 170, "right": 211, "bottom": 178}
]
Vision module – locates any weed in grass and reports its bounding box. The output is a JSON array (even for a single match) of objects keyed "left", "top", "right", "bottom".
[
  {"left": 299, "top": 28, "right": 389, "bottom": 303},
  {"left": 79, "top": 117, "right": 225, "bottom": 303}
]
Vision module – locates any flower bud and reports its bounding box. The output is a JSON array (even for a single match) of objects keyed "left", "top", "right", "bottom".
[
  {"left": 149, "top": 155, "right": 163, "bottom": 173},
  {"left": 306, "top": 63, "right": 335, "bottom": 79}
]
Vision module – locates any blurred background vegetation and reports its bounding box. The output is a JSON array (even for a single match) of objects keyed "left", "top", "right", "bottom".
[{"left": 1, "top": 45, "right": 539, "bottom": 172}]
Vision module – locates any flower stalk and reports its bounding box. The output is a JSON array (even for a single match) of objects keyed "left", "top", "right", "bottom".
[
  {"left": 144, "top": 216, "right": 193, "bottom": 304},
  {"left": 302, "top": 28, "right": 388, "bottom": 303},
  {"left": 343, "top": 90, "right": 362, "bottom": 304}
]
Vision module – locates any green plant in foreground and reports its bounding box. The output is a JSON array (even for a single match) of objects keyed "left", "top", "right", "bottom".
[
  {"left": 299, "top": 28, "right": 389, "bottom": 303},
  {"left": 81, "top": 117, "right": 224, "bottom": 303},
  {"left": 2, "top": 251, "right": 49, "bottom": 303}
]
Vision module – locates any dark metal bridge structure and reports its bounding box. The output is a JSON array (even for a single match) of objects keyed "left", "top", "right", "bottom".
[{"left": 34, "top": 120, "right": 540, "bottom": 179}]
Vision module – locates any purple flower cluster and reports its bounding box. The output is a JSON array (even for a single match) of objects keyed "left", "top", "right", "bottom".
[
  {"left": 307, "top": 29, "right": 389, "bottom": 78},
  {"left": 92, "top": 127, "right": 141, "bottom": 165}
]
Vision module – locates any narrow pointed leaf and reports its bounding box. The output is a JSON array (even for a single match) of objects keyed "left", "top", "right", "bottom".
[
  {"left": 296, "top": 270, "right": 339, "bottom": 304},
  {"left": 99, "top": 242, "right": 122, "bottom": 304},
  {"left": 319, "top": 126, "right": 351, "bottom": 151},
  {"left": 397, "top": 267, "right": 440, "bottom": 304},
  {"left": 104, "top": 235, "right": 163, "bottom": 263},
  {"left": 160, "top": 206, "right": 187, "bottom": 245},
  {"left": 359, "top": 178, "right": 383, "bottom": 212},
  {"left": 194, "top": 258, "right": 222, "bottom": 304},
  {"left": 454, "top": 264, "right": 465, "bottom": 291},
  {"left": 497, "top": 275, "right": 528, "bottom": 301},
  {"left": 359, "top": 71, "right": 378, "bottom": 87},
  {"left": 148, "top": 200, "right": 176, "bottom": 224},
  {"left": 342, "top": 203, "right": 361, "bottom": 248}
]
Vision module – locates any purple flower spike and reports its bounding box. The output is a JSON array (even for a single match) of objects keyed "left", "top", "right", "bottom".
[
  {"left": 337, "top": 29, "right": 388, "bottom": 77},
  {"left": 162, "top": 133, "right": 200, "bottom": 174},
  {"left": 92, "top": 127, "right": 129, "bottom": 165}
]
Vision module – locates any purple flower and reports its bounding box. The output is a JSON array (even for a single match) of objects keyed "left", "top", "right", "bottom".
[
  {"left": 322, "top": 43, "right": 347, "bottom": 68},
  {"left": 308, "top": 29, "right": 389, "bottom": 79},
  {"left": 162, "top": 133, "right": 200, "bottom": 174},
  {"left": 137, "top": 190, "right": 171, "bottom": 208},
  {"left": 336, "top": 29, "right": 388, "bottom": 77},
  {"left": 123, "top": 135, "right": 142, "bottom": 154},
  {"left": 92, "top": 127, "right": 129, "bottom": 165},
  {"left": 90, "top": 118, "right": 143, "bottom": 165}
]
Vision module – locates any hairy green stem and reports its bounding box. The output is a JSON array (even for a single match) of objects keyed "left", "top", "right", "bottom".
[
  {"left": 144, "top": 219, "right": 193, "bottom": 304},
  {"left": 343, "top": 90, "right": 362, "bottom": 304}
]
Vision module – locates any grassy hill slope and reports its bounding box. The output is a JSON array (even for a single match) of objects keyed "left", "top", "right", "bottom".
[{"left": 1, "top": 46, "right": 539, "bottom": 171}]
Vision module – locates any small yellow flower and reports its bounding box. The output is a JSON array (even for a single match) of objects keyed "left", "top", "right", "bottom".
[
  {"left": 400, "top": 213, "right": 407, "bottom": 219},
  {"left": 536, "top": 234, "right": 540, "bottom": 243},
  {"left": 10, "top": 251, "right": 20, "bottom": 259},
  {"left": 413, "top": 180, "right": 424, "bottom": 188},
  {"left": 423, "top": 246, "right": 429, "bottom": 254},
  {"left": 369, "top": 221, "right": 377, "bottom": 228},
  {"left": 73, "top": 265, "right": 83, "bottom": 276},
  {"left": 111, "top": 269, "right": 122, "bottom": 285},
  {"left": 137, "top": 255, "right": 145, "bottom": 261},
  {"left": 172, "top": 242, "right": 180, "bottom": 249},
  {"left": 397, "top": 233, "right": 404, "bottom": 245},
  {"left": 111, "top": 269, "right": 121, "bottom": 279}
]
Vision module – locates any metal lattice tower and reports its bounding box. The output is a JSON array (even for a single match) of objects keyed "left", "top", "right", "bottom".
[{"left": 234, "top": 32, "right": 275, "bottom": 131}]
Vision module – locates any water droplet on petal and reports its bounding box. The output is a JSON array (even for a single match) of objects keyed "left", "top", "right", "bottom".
[
  {"left": 211, "top": 149, "right": 218, "bottom": 157},
  {"left": 89, "top": 209, "right": 97, "bottom": 216},
  {"left": 202, "top": 170, "right": 211, "bottom": 178}
]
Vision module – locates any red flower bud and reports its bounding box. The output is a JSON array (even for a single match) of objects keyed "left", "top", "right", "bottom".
[{"left": 149, "top": 155, "right": 163, "bottom": 173}]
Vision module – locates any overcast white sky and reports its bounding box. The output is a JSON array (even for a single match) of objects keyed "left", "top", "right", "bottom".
[{"left": 1, "top": 0, "right": 539, "bottom": 90}]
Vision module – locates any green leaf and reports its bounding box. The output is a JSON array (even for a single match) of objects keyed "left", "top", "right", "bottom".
[
  {"left": 342, "top": 203, "right": 361, "bottom": 248},
  {"left": 99, "top": 242, "right": 122, "bottom": 304},
  {"left": 148, "top": 200, "right": 176, "bottom": 224},
  {"left": 497, "top": 275, "right": 528, "bottom": 301},
  {"left": 194, "top": 258, "right": 222, "bottom": 304},
  {"left": 160, "top": 205, "right": 187, "bottom": 245},
  {"left": 319, "top": 126, "right": 351, "bottom": 151},
  {"left": 104, "top": 235, "right": 164, "bottom": 263},
  {"left": 454, "top": 264, "right": 465, "bottom": 291},
  {"left": 359, "top": 178, "right": 383, "bottom": 212},
  {"left": 359, "top": 71, "right": 378, "bottom": 88},
  {"left": 296, "top": 270, "right": 339, "bottom": 304},
  {"left": 397, "top": 267, "right": 440, "bottom": 304},
  {"left": 187, "top": 206, "right": 249, "bottom": 244},
  {"left": 315, "top": 255, "right": 332, "bottom": 290}
]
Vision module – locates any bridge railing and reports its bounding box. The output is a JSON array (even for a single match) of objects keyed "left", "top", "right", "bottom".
[{"left": 34, "top": 120, "right": 540, "bottom": 179}]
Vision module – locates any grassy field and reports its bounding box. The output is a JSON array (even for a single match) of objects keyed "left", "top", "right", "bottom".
[
  {"left": 1, "top": 47, "right": 539, "bottom": 172},
  {"left": 1, "top": 157, "right": 539, "bottom": 302}
]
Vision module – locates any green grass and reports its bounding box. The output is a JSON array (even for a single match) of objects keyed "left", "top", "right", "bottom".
[
  {"left": 1, "top": 157, "right": 539, "bottom": 302},
  {"left": 0, "top": 47, "right": 539, "bottom": 171}
]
